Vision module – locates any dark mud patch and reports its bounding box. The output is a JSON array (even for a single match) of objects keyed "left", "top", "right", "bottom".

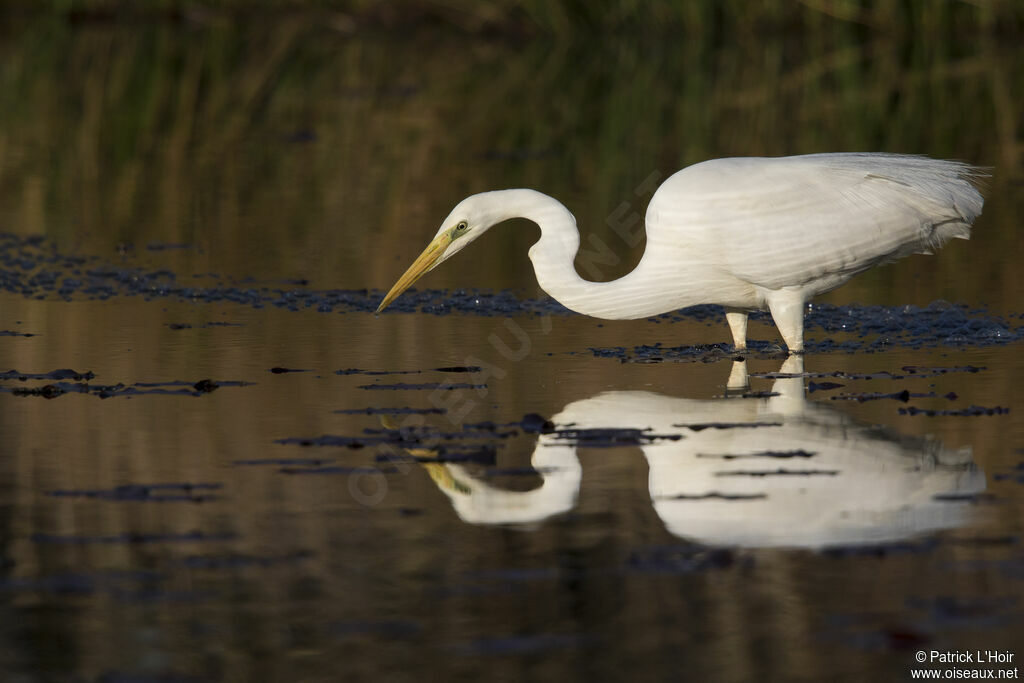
[
  {"left": 899, "top": 406, "right": 1009, "bottom": 417},
  {"left": 337, "top": 366, "right": 482, "bottom": 376},
  {"left": 10, "top": 384, "right": 67, "bottom": 398},
  {"left": 0, "top": 372, "right": 250, "bottom": 399},
  {"left": 334, "top": 406, "right": 446, "bottom": 415},
  {"left": 697, "top": 450, "right": 816, "bottom": 460},
  {"left": 277, "top": 435, "right": 380, "bottom": 448},
  {"left": 0, "top": 329, "right": 34, "bottom": 337},
  {"left": 338, "top": 368, "right": 424, "bottom": 376},
  {"left": 146, "top": 242, "right": 197, "bottom": 251},
  {"left": 714, "top": 468, "right": 839, "bottom": 477},
  {"left": 47, "top": 482, "right": 222, "bottom": 502},
  {"left": 4, "top": 236, "right": 1022, "bottom": 351},
  {"left": 931, "top": 492, "right": 1001, "bottom": 503},
  {"left": 460, "top": 414, "right": 556, "bottom": 434},
  {"left": 588, "top": 343, "right": 743, "bottom": 364},
  {"left": 902, "top": 365, "right": 985, "bottom": 376},
  {"left": 652, "top": 492, "right": 768, "bottom": 501},
  {"left": 724, "top": 390, "right": 780, "bottom": 399},
  {"left": 548, "top": 427, "right": 682, "bottom": 447},
  {"left": 808, "top": 381, "right": 844, "bottom": 393},
  {"left": 269, "top": 367, "right": 311, "bottom": 374},
  {"left": 366, "top": 424, "right": 517, "bottom": 440},
  {"left": 994, "top": 463, "right": 1024, "bottom": 484},
  {"left": 166, "top": 321, "right": 243, "bottom": 330},
  {"left": 0, "top": 368, "right": 95, "bottom": 381},
  {"left": 674, "top": 421, "right": 782, "bottom": 431},
  {"left": 233, "top": 457, "right": 334, "bottom": 467},
  {"left": 0, "top": 233, "right": 566, "bottom": 315},
  {"left": 831, "top": 390, "right": 936, "bottom": 403},
  {"left": 358, "top": 382, "right": 486, "bottom": 391}
]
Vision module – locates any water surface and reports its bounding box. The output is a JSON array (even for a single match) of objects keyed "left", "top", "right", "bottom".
[{"left": 0, "top": 11, "right": 1022, "bottom": 683}]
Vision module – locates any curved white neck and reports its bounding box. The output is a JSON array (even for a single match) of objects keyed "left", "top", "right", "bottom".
[{"left": 484, "top": 189, "right": 678, "bottom": 320}]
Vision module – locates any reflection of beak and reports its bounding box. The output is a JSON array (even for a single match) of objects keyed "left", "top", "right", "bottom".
[
  {"left": 376, "top": 232, "right": 452, "bottom": 313},
  {"left": 378, "top": 415, "right": 471, "bottom": 495}
]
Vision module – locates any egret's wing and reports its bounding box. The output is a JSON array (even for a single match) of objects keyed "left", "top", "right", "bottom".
[{"left": 647, "top": 153, "right": 984, "bottom": 291}]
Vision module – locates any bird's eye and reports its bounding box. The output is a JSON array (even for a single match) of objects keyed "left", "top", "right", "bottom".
[{"left": 455, "top": 221, "right": 468, "bottom": 232}]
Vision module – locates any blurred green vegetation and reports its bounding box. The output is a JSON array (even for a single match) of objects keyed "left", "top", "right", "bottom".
[
  {"left": 5, "top": 0, "right": 1023, "bottom": 37},
  {"left": 0, "top": 1, "right": 1020, "bottom": 307}
]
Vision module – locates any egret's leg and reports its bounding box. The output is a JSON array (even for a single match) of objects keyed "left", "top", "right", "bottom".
[
  {"left": 766, "top": 354, "right": 806, "bottom": 416},
  {"left": 725, "top": 358, "right": 749, "bottom": 395},
  {"left": 724, "top": 309, "right": 748, "bottom": 351},
  {"left": 765, "top": 290, "right": 806, "bottom": 353}
]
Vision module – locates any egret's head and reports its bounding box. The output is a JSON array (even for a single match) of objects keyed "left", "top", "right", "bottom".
[{"left": 376, "top": 194, "right": 497, "bottom": 313}]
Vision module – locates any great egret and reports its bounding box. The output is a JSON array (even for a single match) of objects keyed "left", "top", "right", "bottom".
[{"left": 377, "top": 153, "right": 985, "bottom": 352}]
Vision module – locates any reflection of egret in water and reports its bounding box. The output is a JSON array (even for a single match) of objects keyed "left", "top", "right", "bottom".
[
  {"left": 384, "top": 419, "right": 582, "bottom": 527},
  {"left": 403, "top": 357, "right": 984, "bottom": 548}
]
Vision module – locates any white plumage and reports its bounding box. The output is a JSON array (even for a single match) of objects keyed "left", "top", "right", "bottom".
[{"left": 378, "top": 153, "right": 985, "bottom": 352}]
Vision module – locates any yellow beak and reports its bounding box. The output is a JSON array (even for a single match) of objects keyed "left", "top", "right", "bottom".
[{"left": 376, "top": 232, "right": 453, "bottom": 313}]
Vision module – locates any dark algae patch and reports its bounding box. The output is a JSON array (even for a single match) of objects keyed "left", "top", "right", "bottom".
[
  {"left": 47, "top": 482, "right": 222, "bottom": 503},
  {"left": 831, "top": 389, "right": 935, "bottom": 403},
  {"left": 652, "top": 492, "right": 768, "bottom": 501},
  {"left": 713, "top": 468, "right": 840, "bottom": 477},
  {"left": 696, "top": 450, "right": 816, "bottom": 460},
  {"left": 548, "top": 427, "right": 683, "bottom": 447},
  {"left": 899, "top": 406, "right": 1009, "bottom": 417},
  {"left": 0, "top": 368, "right": 95, "bottom": 381},
  {"left": 358, "top": 382, "right": 487, "bottom": 391},
  {"left": 675, "top": 422, "right": 783, "bottom": 431},
  {"left": 337, "top": 366, "right": 482, "bottom": 375},
  {"left": 0, "top": 371, "right": 250, "bottom": 399},
  {"left": 233, "top": 457, "right": 334, "bottom": 467},
  {"left": 2, "top": 235, "right": 1022, "bottom": 351},
  {"left": 333, "top": 406, "right": 447, "bottom": 415}
]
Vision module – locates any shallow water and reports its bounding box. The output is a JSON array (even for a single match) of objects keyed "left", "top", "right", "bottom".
[{"left": 1, "top": 12, "right": 1023, "bottom": 683}]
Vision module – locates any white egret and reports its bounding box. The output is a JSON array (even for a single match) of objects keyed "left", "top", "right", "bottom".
[{"left": 377, "top": 153, "right": 985, "bottom": 352}]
